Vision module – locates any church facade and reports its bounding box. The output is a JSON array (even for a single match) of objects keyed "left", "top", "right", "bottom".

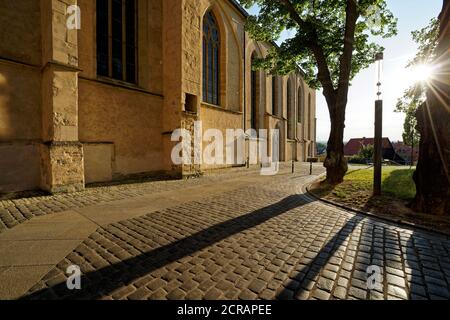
[{"left": 0, "top": 0, "right": 317, "bottom": 194}]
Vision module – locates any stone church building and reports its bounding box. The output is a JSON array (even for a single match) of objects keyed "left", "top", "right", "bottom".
[{"left": 0, "top": 0, "right": 317, "bottom": 194}]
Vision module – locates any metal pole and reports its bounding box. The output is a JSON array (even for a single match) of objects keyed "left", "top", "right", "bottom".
[
  {"left": 374, "top": 100, "right": 383, "bottom": 195},
  {"left": 310, "top": 160, "right": 313, "bottom": 175}
]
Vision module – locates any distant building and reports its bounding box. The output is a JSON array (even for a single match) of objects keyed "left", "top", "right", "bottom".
[
  {"left": 392, "top": 142, "right": 419, "bottom": 165},
  {"left": 316, "top": 142, "right": 327, "bottom": 155},
  {"left": 344, "top": 137, "right": 405, "bottom": 163}
]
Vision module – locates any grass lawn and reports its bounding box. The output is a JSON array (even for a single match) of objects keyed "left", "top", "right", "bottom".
[
  {"left": 343, "top": 166, "right": 416, "bottom": 200},
  {"left": 310, "top": 166, "right": 450, "bottom": 234}
]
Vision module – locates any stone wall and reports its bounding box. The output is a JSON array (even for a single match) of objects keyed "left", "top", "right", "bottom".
[
  {"left": 0, "top": 0, "right": 318, "bottom": 194},
  {"left": 77, "top": 0, "right": 165, "bottom": 182},
  {"left": 0, "top": 1, "right": 43, "bottom": 192},
  {"left": 78, "top": 80, "right": 164, "bottom": 180}
]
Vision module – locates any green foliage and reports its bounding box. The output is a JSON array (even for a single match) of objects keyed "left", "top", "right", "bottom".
[
  {"left": 408, "top": 18, "right": 440, "bottom": 69},
  {"left": 395, "top": 18, "right": 439, "bottom": 143},
  {"left": 240, "top": 0, "right": 398, "bottom": 90},
  {"left": 359, "top": 143, "right": 374, "bottom": 159},
  {"left": 349, "top": 143, "right": 374, "bottom": 164},
  {"left": 402, "top": 108, "right": 420, "bottom": 147}
]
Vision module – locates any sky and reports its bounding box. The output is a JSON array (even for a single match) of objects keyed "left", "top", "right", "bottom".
[{"left": 247, "top": 0, "right": 443, "bottom": 142}]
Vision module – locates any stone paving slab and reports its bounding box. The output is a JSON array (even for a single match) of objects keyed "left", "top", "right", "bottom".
[
  {"left": 0, "top": 266, "right": 53, "bottom": 300},
  {"left": 0, "top": 210, "right": 98, "bottom": 299},
  {"left": 0, "top": 211, "right": 98, "bottom": 241},
  {"left": 0, "top": 240, "right": 83, "bottom": 267}
]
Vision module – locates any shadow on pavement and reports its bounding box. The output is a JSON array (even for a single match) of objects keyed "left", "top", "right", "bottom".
[
  {"left": 276, "top": 214, "right": 362, "bottom": 299},
  {"left": 277, "top": 196, "right": 444, "bottom": 300},
  {"left": 22, "top": 194, "right": 315, "bottom": 300}
]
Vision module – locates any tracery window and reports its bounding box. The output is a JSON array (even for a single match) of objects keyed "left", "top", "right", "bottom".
[{"left": 202, "top": 11, "right": 220, "bottom": 105}]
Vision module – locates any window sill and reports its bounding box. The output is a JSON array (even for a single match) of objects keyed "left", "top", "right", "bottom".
[
  {"left": 183, "top": 110, "right": 199, "bottom": 117},
  {"left": 266, "top": 113, "right": 284, "bottom": 121},
  {"left": 79, "top": 76, "right": 163, "bottom": 98},
  {"left": 96, "top": 76, "right": 139, "bottom": 89},
  {"left": 201, "top": 102, "right": 243, "bottom": 115}
]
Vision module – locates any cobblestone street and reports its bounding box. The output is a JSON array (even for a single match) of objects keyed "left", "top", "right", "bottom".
[{"left": 1, "top": 164, "right": 450, "bottom": 300}]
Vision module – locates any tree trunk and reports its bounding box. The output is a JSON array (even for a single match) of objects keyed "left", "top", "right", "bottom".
[
  {"left": 324, "top": 105, "right": 348, "bottom": 184},
  {"left": 411, "top": 0, "right": 450, "bottom": 215}
]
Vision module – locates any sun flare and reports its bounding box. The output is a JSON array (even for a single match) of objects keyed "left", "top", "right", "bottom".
[
  {"left": 392, "top": 63, "right": 434, "bottom": 90},
  {"left": 409, "top": 64, "right": 434, "bottom": 83}
]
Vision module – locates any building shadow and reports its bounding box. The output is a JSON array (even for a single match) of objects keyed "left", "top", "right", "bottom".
[{"left": 22, "top": 193, "right": 315, "bottom": 300}]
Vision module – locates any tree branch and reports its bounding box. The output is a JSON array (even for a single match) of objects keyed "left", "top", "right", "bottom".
[
  {"left": 309, "top": 41, "right": 337, "bottom": 106},
  {"left": 279, "top": 0, "right": 337, "bottom": 105},
  {"left": 337, "top": 0, "right": 359, "bottom": 98},
  {"left": 279, "top": 0, "right": 309, "bottom": 30}
]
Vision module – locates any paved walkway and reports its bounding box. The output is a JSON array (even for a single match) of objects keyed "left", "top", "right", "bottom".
[{"left": 1, "top": 164, "right": 449, "bottom": 300}]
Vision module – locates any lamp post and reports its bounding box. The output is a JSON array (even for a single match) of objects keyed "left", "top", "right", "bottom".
[{"left": 373, "top": 52, "right": 384, "bottom": 196}]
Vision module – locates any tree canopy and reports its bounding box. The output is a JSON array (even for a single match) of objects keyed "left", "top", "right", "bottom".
[
  {"left": 239, "top": 0, "right": 397, "bottom": 183},
  {"left": 240, "top": 0, "right": 397, "bottom": 91}
]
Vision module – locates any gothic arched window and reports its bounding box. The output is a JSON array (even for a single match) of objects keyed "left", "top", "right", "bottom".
[
  {"left": 251, "top": 53, "right": 258, "bottom": 130},
  {"left": 272, "top": 77, "right": 278, "bottom": 116},
  {"left": 308, "top": 93, "right": 312, "bottom": 140},
  {"left": 298, "top": 88, "right": 303, "bottom": 124},
  {"left": 287, "top": 80, "right": 295, "bottom": 139},
  {"left": 203, "top": 11, "right": 220, "bottom": 105}
]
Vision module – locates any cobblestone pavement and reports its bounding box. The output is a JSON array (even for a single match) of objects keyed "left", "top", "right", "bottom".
[
  {"left": 0, "top": 165, "right": 287, "bottom": 233},
  {"left": 12, "top": 165, "right": 450, "bottom": 300}
]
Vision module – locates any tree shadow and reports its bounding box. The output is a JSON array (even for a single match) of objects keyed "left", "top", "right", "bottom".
[
  {"left": 275, "top": 214, "right": 362, "bottom": 300},
  {"left": 405, "top": 231, "right": 450, "bottom": 300},
  {"left": 274, "top": 207, "right": 443, "bottom": 300},
  {"left": 22, "top": 194, "right": 315, "bottom": 300},
  {"left": 381, "top": 169, "right": 416, "bottom": 201}
]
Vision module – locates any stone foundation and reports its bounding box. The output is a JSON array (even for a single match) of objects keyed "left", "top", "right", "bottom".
[{"left": 40, "top": 142, "right": 85, "bottom": 193}]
